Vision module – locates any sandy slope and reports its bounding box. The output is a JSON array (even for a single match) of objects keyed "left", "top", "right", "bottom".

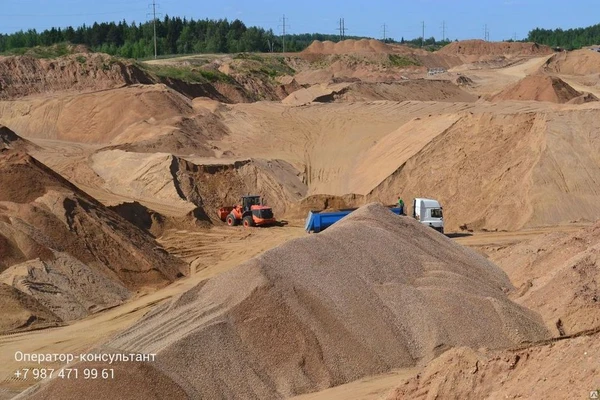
[
  {"left": 486, "top": 221, "right": 600, "bottom": 336},
  {"left": 542, "top": 49, "right": 600, "bottom": 75},
  {"left": 0, "top": 283, "right": 62, "bottom": 334},
  {"left": 0, "top": 126, "right": 38, "bottom": 151},
  {"left": 0, "top": 148, "right": 186, "bottom": 331},
  {"left": 387, "top": 331, "right": 600, "bottom": 400}
]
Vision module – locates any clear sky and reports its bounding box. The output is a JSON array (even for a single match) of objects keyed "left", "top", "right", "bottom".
[{"left": 1, "top": 0, "right": 599, "bottom": 41}]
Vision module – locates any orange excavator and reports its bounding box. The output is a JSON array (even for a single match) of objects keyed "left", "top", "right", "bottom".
[{"left": 217, "top": 195, "right": 276, "bottom": 228}]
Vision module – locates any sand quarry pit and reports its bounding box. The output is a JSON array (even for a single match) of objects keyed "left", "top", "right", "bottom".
[
  {"left": 23, "top": 204, "right": 549, "bottom": 399},
  {"left": 2, "top": 39, "right": 600, "bottom": 399}
]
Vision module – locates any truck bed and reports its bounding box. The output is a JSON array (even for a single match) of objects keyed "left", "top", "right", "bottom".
[{"left": 305, "top": 205, "right": 403, "bottom": 233}]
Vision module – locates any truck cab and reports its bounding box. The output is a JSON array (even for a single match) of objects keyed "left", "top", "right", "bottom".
[{"left": 412, "top": 198, "right": 444, "bottom": 234}]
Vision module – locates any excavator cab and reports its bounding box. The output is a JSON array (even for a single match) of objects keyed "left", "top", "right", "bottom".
[{"left": 241, "top": 195, "right": 262, "bottom": 211}]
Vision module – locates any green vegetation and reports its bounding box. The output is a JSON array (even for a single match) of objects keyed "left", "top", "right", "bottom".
[
  {"left": 143, "top": 64, "right": 234, "bottom": 84},
  {"left": 387, "top": 54, "right": 421, "bottom": 67},
  {"left": 233, "top": 53, "right": 265, "bottom": 62},
  {"left": 232, "top": 53, "right": 295, "bottom": 78},
  {"left": 1, "top": 43, "right": 74, "bottom": 58},
  {"left": 527, "top": 23, "right": 600, "bottom": 50},
  {"left": 75, "top": 55, "right": 87, "bottom": 64},
  {"left": 393, "top": 37, "right": 453, "bottom": 51}
]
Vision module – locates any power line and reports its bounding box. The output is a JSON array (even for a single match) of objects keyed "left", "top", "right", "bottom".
[{"left": 278, "top": 14, "right": 289, "bottom": 53}]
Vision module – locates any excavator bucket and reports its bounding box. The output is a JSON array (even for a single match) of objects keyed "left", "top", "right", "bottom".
[{"left": 217, "top": 207, "right": 235, "bottom": 222}]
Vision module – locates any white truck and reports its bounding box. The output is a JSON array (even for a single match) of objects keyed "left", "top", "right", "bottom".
[{"left": 412, "top": 198, "right": 444, "bottom": 234}]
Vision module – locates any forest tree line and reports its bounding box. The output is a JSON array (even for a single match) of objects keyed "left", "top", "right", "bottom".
[
  {"left": 527, "top": 24, "right": 600, "bottom": 50},
  {"left": 1, "top": 16, "right": 599, "bottom": 58}
]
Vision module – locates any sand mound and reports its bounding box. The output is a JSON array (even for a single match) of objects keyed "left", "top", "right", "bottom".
[
  {"left": 69, "top": 203, "right": 549, "bottom": 399},
  {"left": 282, "top": 83, "right": 351, "bottom": 105},
  {"left": 387, "top": 331, "right": 600, "bottom": 400},
  {"left": 0, "top": 283, "right": 62, "bottom": 334},
  {"left": 0, "top": 85, "right": 224, "bottom": 153},
  {"left": 491, "top": 74, "right": 586, "bottom": 103},
  {"left": 488, "top": 222, "right": 600, "bottom": 336},
  {"left": 0, "top": 53, "right": 152, "bottom": 100},
  {"left": 455, "top": 75, "right": 474, "bottom": 86},
  {"left": 90, "top": 150, "right": 194, "bottom": 209},
  {"left": 283, "top": 193, "right": 365, "bottom": 220},
  {"left": 91, "top": 150, "right": 307, "bottom": 218},
  {"left": 368, "top": 108, "right": 600, "bottom": 231},
  {"left": 0, "top": 151, "right": 186, "bottom": 326},
  {"left": 302, "top": 39, "right": 397, "bottom": 55},
  {"left": 542, "top": 49, "right": 600, "bottom": 75},
  {"left": 437, "top": 40, "right": 553, "bottom": 59}
]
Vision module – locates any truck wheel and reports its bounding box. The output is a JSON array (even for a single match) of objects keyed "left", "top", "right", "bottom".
[
  {"left": 242, "top": 215, "right": 255, "bottom": 228},
  {"left": 226, "top": 214, "right": 237, "bottom": 226}
]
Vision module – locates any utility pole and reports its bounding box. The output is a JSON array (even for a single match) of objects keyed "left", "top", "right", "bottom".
[
  {"left": 147, "top": 1, "right": 161, "bottom": 59},
  {"left": 278, "top": 14, "right": 289, "bottom": 53},
  {"left": 421, "top": 21, "right": 425, "bottom": 47},
  {"left": 152, "top": 1, "right": 157, "bottom": 59},
  {"left": 382, "top": 23, "right": 387, "bottom": 41}
]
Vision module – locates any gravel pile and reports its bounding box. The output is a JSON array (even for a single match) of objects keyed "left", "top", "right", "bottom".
[{"left": 30, "top": 203, "right": 550, "bottom": 399}]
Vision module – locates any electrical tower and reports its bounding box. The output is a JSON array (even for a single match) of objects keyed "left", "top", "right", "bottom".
[
  {"left": 484, "top": 24, "right": 490, "bottom": 41},
  {"left": 278, "top": 15, "right": 289, "bottom": 53},
  {"left": 382, "top": 23, "right": 387, "bottom": 41},
  {"left": 338, "top": 18, "right": 347, "bottom": 40},
  {"left": 421, "top": 21, "right": 425, "bottom": 47},
  {"left": 147, "top": 1, "right": 161, "bottom": 59},
  {"left": 441, "top": 21, "right": 446, "bottom": 42}
]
